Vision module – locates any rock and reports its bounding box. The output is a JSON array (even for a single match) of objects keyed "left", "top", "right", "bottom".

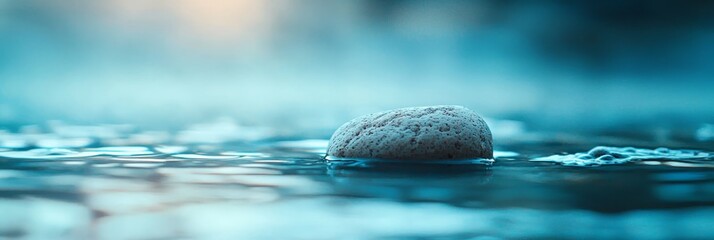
[{"left": 326, "top": 105, "right": 493, "bottom": 160}]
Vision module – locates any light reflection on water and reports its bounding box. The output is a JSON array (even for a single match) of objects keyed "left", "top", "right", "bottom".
[{"left": 0, "top": 122, "right": 714, "bottom": 239}]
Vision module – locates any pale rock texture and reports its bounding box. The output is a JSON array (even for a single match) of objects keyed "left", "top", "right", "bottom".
[{"left": 326, "top": 105, "right": 493, "bottom": 160}]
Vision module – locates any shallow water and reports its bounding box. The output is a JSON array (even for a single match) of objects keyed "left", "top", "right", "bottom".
[{"left": 1, "top": 122, "right": 714, "bottom": 239}]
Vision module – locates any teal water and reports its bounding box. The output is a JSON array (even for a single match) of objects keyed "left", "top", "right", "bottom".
[{"left": 1, "top": 122, "right": 714, "bottom": 239}]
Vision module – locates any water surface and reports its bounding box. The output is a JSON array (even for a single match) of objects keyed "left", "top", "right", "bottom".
[{"left": 1, "top": 122, "right": 714, "bottom": 239}]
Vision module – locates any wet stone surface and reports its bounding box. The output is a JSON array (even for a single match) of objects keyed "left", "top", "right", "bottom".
[{"left": 326, "top": 106, "right": 493, "bottom": 160}]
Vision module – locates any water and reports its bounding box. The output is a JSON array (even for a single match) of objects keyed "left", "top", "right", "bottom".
[{"left": 1, "top": 122, "right": 714, "bottom": 239}]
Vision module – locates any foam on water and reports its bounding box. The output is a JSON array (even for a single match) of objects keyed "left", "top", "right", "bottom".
[{"left": 533, "top": 146, "right": 713, "bottom": 166}]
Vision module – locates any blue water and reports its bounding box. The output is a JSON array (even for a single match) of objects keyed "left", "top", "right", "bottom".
[{"left": 1, "top": 121, "right": 714, "bottom": 239}]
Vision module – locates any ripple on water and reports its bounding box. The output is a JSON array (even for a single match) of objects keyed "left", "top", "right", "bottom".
[
  {"left": 533, "top": 146, "right": 712, "bottom": 167},
  {"left": 86, "top": 146, "right": 155, "bottom": 156},
  {"left": 122, "top": 163, "right": 164, "bottom": 168},
  {"left": 171, "top": 154, "right": 242, "bottom": 160},
  {"left": 326, "top": 156, "right": 494, "bottom": 165},
  {"left": 326, "top": 156, "right": 494, "bottom": 173},
  {"left": 0, "top": 148, "right": 100, "bottom": 159},
  {"left": 220, "top": 151, "right": 270, "bottom": 158}
]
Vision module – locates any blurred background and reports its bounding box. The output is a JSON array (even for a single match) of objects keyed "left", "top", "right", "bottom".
[{"left": 1, "top": 0, "right": 713, "bottom": 137}]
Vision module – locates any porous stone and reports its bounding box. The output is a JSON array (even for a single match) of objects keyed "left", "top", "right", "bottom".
[{"left": 326, "top": 105, "right": 493, "bottom": 160}]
